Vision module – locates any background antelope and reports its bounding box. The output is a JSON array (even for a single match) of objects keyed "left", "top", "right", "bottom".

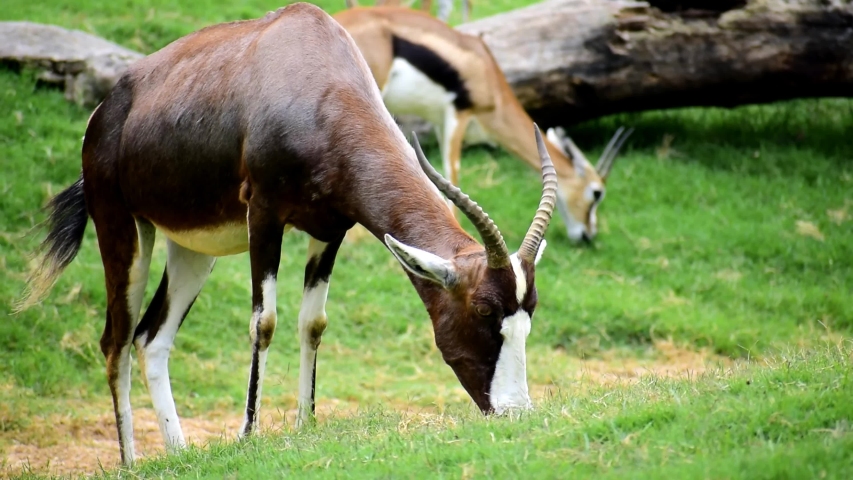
[
  {"left": 334, "top": 6, "right": 632, "bottom": 243},
  {"left": 345, "top": 0, "right": 470, "bottom": 22},
  {"left": 18, "top": 3, "right": 557, "bottom": 466}
]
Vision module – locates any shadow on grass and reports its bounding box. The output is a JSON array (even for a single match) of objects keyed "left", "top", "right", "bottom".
[{"left": 568, "top": 98, "right": 853, "bottom": 175}]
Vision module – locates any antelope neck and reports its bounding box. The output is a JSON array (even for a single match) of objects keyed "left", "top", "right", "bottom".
[{"left": 346, "top": 149, "right": 480, "bottom": 261}]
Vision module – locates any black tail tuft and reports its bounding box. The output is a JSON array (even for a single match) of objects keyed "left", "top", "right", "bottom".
[{"left": 15, "top": 174, "right": 88, "bottom": 313}]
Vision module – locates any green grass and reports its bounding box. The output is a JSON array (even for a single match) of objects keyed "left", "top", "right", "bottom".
[
  {"left": 1, "top": 0, "right": 852, "bottom": 478},
  {"left": 61, "top": 343, "right": 853, "bottom": 479}
]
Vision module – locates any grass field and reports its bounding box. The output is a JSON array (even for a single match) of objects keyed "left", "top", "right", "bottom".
[{"left": 2, "top": 0, "right": 852, "bottom": 478}]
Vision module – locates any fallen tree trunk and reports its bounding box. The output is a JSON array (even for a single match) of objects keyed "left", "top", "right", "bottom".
[
  {"left": 3, "top": 1, "right": 851, "bottom": 124},
  {"left": 457, "top": 0, "right": 853, "bottom": 126}
]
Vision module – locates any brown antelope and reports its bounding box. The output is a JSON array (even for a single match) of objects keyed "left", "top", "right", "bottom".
[
  {"left": 345, "top": 0, "right": 470, "bottom": 23},
  {"left": 18, "top": 3, "right": 557, "bottom": 466},
  {"left": 334, "top": 6, "right": 632, "bottom": 243}
]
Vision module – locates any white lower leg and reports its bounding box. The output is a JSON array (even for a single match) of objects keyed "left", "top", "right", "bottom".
[
  {"left": 115, "top": 345, "right": 136, "bottom": 464},
  {"left": 296, "top": 346, "right": 318, "bottom": 428},
  {"left": 140, "top": 242, "right": 213, "bottom": 450},
  {"left": 296, "top": 280, "right": 330, "bottom": 428},
  {"left": 253, "top": 348, "right": 268, "bottom": 419},
  {"left": 143, "top": 340, "right": 186, "bottom": 450},
  {"left": 116, "top": 221, "right": 155, "bottom": 465},
  {"left": 241, "top": 275, "right": 277, "bottom": 435}
]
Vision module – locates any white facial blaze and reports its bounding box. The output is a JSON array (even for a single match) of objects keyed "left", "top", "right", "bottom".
[
  {"left": 490, "top": 310, "right": 532, "bottom": 413},
  {"left": 490, "top": 254, "right": 533, "bottom": 413}
]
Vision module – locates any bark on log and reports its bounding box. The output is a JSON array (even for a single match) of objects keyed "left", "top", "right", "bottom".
[{"left": 457, "top": 0, "right": 853, "bottom": 127}]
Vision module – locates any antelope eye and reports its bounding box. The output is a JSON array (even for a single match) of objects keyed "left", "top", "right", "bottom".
[{"left": 475, "top": 304, "right": 492, "bottom": 317}]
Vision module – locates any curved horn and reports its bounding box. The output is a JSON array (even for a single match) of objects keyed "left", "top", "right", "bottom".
[
  {"left": 412, "top": 134, "right": 510, "bottom": 269},
  {"left": 596, "top": 127, "right": 634, "bottom": 179},
  {"left": 518, "top": 125, "right": 558, "bottom": 263}
]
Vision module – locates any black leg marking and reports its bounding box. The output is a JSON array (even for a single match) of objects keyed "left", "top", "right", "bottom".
[
  {"left": 391, "top": 35, "right": 473, "bottom": 111},
  {"left": 310, "top": 353, "right": 318, "bottom": 415},
  {"left": 242, "top": 199, "right": 285, "bottom": 436},
  {"left": 134, "top": 270, "right": 169, "bottom": 342},
  {"left": 243, "top": 346, "right": 262, "bottom": 436},
  {"left": 303, "top": 234, "right": 345, "bottom": 290}
]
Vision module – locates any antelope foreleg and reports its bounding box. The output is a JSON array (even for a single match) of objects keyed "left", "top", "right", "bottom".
[{"left": 296, "top": 234, "right": 344, "bottom": 428}]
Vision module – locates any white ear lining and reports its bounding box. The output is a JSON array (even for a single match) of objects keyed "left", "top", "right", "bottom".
[
  {"left": 545, "top": 128, "right": 565, "bottom": 154},
  {"left": 534, "top": 239, "right": 547, "bottom": 266},
  {"left": 546, "top": 128, "right": 588, "bottom": 178},
  {"left": 384, "top": 234, "right": 458, "bottom": 288}
]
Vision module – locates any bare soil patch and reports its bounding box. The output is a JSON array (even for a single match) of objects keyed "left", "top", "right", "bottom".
[{"left": 1, "top": 341, "right": 729, "bottom": 478}]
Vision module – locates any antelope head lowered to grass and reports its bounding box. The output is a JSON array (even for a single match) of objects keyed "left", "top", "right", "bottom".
[
  {"left": 17, "top": 3, "right": 557, "bottom": 466},
  {"left": 334, "top": 6, "right": 632, "bottom": 243}
]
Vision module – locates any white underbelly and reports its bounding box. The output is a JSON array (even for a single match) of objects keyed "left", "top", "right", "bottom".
[
  {"left": 154, "top": 222, "right": 298, "bottom": 257},
  {"left": 155, "top": 222, "right": 249, "bottom": 257},
  {"left": 382, "top": 58, "right": 455, "bottom": 126}
]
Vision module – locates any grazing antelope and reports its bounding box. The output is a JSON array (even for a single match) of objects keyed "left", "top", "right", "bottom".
[
  {"left": 345, "top": 0, "right": 470, "bottom": 23},
  {"left": 18, "top": 3, "right": 557, "bottom": 466},
  {"left": 334, "top": 7, "right": 632, "bottom": 243}
]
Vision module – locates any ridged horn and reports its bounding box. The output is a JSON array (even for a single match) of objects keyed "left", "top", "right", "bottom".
[
  {"left": 518, "top": 125, "right": 558, "bottom": 263},
  {"left": 412, "top": 134, "right": 510, "bottom": 269}
]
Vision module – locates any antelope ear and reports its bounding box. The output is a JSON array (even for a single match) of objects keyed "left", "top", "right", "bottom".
[
  {"left": 545, "top": 128, "right": 566, "bottom": 154},
  {"left": 384, "top": 234, "right": 458, "bottom": 288},
  {"left": 534, "top": 239, "right": 547, "bottom": 266}
]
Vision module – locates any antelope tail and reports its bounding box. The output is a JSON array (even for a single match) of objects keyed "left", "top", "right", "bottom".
[{"left": 15, "top": 175, "right": 88, "bottom": 313}]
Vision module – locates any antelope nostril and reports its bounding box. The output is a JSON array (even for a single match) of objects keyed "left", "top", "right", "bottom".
[
  {"left": 581, "top": 233, "right": 593, "bottom": 244},
  {"left": 592, "top": 189, "right": 603, "bottom": 201}
]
